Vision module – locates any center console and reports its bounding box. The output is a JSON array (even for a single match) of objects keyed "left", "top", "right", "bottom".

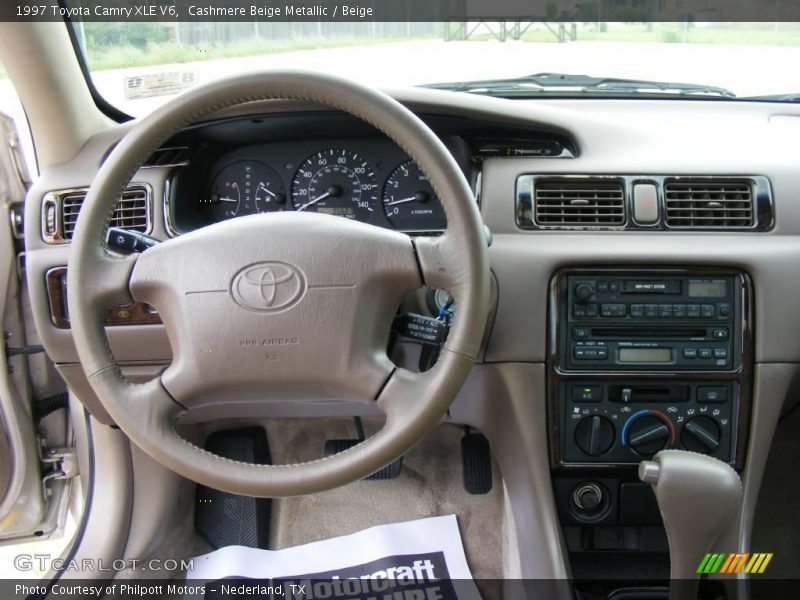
[{"left": 547, "top": 267, "right": 753, "bottom": 582}]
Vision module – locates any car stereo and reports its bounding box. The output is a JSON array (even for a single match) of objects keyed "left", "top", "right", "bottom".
[{"left": 558, "top": 274, "right": 741, "bottom": 371}]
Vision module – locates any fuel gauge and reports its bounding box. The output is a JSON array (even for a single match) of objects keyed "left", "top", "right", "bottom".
[{"left": 205, "top": 160, "right": 286, "bottom": 222}]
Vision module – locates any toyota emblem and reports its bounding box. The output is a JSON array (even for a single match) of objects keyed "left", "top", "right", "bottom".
[{"left": 231, "top": 262, "right": 306, "bottom": 312}]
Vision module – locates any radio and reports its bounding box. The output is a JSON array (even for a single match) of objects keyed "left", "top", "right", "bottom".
[{"left": 559, "top": 274, "right": 741, "bottom": 371}]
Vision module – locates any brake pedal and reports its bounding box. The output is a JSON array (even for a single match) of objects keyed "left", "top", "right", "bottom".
[
  {"left": 462, "top": 430, "right": 493, "bottom": 494},
  {"left": 195, "top": 427, "right": 272, "bottom": 549}
]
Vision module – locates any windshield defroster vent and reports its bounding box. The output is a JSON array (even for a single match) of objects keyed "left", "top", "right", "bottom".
[
  {"left": 42, "top": 185, "right": 152, "bottom": 244},
  {"left": 533, "top": 178, "right": 625, "bottom": 227},
  {"left": 664, "top": 179, "right": 754, "bottom": 229}
]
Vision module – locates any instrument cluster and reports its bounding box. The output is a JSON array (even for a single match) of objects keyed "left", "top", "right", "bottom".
[{"left": 167, "top": 137, "right": 467, "bottom": 235}]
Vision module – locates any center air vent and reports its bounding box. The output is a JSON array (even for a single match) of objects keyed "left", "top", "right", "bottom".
[
  {"left": 42, "top": 185, "right": 151, "bottom": 244},
  {"left": 664, "top": 179, "right": 754, "bottom": 229},
  {"left": 533, "top": 178, "right": 625, "bottom": 227}
]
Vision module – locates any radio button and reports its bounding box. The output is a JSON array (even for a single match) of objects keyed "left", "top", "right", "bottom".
[
  {"left": 698, "top": 348, "right": 713, "bottom": 359},
  {"left": 645, "top": 304, "right": 659, "bottom": 318},
  {"left": 682, "top": 348, "right": 698, "bottom": 359},
  {"left": 712, "top": 328, "right": 728, "bottom": 340},
  {"left": 687, "top": 304, "right": 701, "bottom": 318},
  {"left": 574, "top": 347, "right": 608, "bottom": 360},
  {"left": 713, "top": 348, "right": 728, "bottom": 359},
  {"left": 698, "top": 386, "right": 727, "bottom": 403},
  {"left": 597, "top": 280, "right": 609, "bottom": 293},
  {"left": 658, "top": 304, "right": 671, "bottom": 318},
  {"left": 717, "top": 303, "right": 731, "bottom": 318},
  {"left": 573, "top": 386, "right": 603, "bottom": 402},
  {"left": 608, "top": 281, "right": 620, "bottom": 293},
  {"left": 600, "top": 303, "right": 626, "bottom": 318},
  {"left": 573, "top": 305, "right": 586, "bottom": 318},
  {"left": 574, "top": 283, "right": 595, "bottom": 302},
  {"left": 701, "top": 304, "right": 716, "bottom": 318},
  {"left": 586, "top": 303, "right": 598, "bottom": 317},
  {"left": 672, "top": 304, "right": 687, "bottom": 318},
  {"left": 572, "top": 327, "right": 590, "bottom": 340},
  {"left": 630, "top": 304, "right": 645, "bottom": 318}
]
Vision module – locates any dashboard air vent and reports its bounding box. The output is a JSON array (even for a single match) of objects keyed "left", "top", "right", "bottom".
[
  {"left": 534, "top": 178, "right": 625, "bottom": 226},
  {"left": 143, "top": 146, "right": 189, "bottom": 168},
  {"left": 664, "top": 179, "right": 754, "bottom": 229},
  {"left": 42, "top": 185, "right": 151, "bottom": 243}
]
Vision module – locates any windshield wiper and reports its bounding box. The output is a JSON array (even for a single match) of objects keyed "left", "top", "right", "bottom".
[
  {"left": 738, "top": 92, "right": 800, "bottom": 102},
  {"left": 421, "top": 72, "right": 736, "bottom": 99}
]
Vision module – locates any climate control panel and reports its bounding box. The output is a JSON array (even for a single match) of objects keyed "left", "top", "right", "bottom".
[{"left": 560, "top": 381, "right": 736, "bottom": 464}]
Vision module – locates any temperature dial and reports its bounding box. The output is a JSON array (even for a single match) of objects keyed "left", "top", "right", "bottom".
[{"left": 622, "top": 410, "right": 676, "bottom": 457}]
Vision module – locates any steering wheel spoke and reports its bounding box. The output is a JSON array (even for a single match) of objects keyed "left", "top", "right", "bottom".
[
  {"left": 87, "top": 251, "right": 139, "bottom": 308},
  {"left": 378, "top": 349, "right": 477, "bottom": 429}
]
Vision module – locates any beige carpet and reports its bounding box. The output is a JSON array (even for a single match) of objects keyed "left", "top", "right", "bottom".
[
  {"left": 121, "top": 419, "right": 506, "bottom": 591},
  {"left": 265, "top": 419, "right": 506, "bottom": 581}
]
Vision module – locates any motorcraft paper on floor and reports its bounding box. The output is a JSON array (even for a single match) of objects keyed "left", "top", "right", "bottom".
[{"left": 186, "top": 515, "right": 482, "bottom": 600}]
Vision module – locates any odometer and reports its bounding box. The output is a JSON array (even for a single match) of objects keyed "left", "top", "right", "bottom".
[
  {"left": 290, "top": 149, "right": 377, "bottom": 222},
  {"left": 382, "top": 160, "right": 446, "bottom": 231}
]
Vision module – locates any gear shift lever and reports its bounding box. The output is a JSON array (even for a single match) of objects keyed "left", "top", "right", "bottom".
[{"left": 639, "top": 450, "right": 742, "bottom": 600}]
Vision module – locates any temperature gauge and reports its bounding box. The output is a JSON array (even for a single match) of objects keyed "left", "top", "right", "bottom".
[{"left": 205, "top": 160, "right": 286, "bottom": 222}]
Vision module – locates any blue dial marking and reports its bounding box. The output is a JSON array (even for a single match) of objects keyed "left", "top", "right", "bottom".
[{"left": 620, "top": 409, "right": 652, "bottom": 446}]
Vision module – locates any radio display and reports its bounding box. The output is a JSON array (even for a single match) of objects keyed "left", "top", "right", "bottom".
[
  {"left": 688, "top": 281, "right": 727, "bottom": 298},
  {"left": 618, "top": 348, "right": 673, "bottom": 363}
]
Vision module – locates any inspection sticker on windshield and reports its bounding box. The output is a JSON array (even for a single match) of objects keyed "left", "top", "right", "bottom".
[
  {"left": 186, "top": 515, "right": 481, "bottom": 600},
  {"left": 124, "top": 71, "right": 198, "bottom": 100}
]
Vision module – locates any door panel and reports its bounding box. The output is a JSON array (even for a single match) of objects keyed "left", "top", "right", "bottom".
[{"left": 0, "top": 110, "right": 46, "bottom": 541}]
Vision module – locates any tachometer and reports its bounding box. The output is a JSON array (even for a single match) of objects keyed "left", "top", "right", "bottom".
[
  {"left": 382, "top": 160, "right": 446, "bottom": 231},
  {"left": 205, "top": 160, "right": 286, "bottom": 222},
  {"left": 290, "top": 149, "right": 377, "bottom": 222}
]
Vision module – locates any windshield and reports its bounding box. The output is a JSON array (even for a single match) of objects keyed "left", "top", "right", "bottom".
[{"left": 73, "top": 22, "right": 800, "bottom": 117}]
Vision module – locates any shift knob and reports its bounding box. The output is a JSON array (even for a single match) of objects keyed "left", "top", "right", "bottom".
[{"left": 639, "top": 450, "right": 741, "bottom": 600}]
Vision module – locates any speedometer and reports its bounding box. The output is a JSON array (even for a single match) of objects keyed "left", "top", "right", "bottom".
[{"left": 290, "top": 149, "right": 377, "bottom": 222}]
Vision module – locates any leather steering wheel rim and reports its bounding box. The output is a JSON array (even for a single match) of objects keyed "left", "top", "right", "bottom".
[{"left": 68, "top": 70, "right": 490, "bottom": 497}]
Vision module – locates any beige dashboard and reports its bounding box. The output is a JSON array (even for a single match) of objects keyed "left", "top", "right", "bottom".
[
  {"left": 19, "top": 87, "right": 800, "bottom": 582},
  {"left": 23, "top": 92, "right": 800, "bottom": 368}
]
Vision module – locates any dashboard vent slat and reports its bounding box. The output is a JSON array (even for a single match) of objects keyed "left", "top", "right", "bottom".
[
  {"left": 143, "top": 146, "right": 190, "bottom": 168},
  {"left": 534, "top": 178, "right": 625, "bottom": 227},
  {"left": 664, "top": 180, "right": 754, "bottom": 229},
  {"left": 46, "top": 185, "right": 151, "bottom": 243}
]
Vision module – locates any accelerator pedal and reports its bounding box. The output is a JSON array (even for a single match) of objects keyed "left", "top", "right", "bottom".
[
  {"left": 462, "top": 429, "right": 493, "bottom": 495},
  {"left": 195, "top": 427, "right": 271, "bottom": 549}
]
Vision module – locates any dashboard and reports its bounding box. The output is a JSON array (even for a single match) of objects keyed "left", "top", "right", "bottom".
[{"left": 20, "top": 88, "right": 800, "bottom": 584}]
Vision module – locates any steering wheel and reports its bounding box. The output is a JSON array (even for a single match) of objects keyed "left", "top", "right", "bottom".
[{"left": 68, "top": 71, "right": 490, "bottom": 497}]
